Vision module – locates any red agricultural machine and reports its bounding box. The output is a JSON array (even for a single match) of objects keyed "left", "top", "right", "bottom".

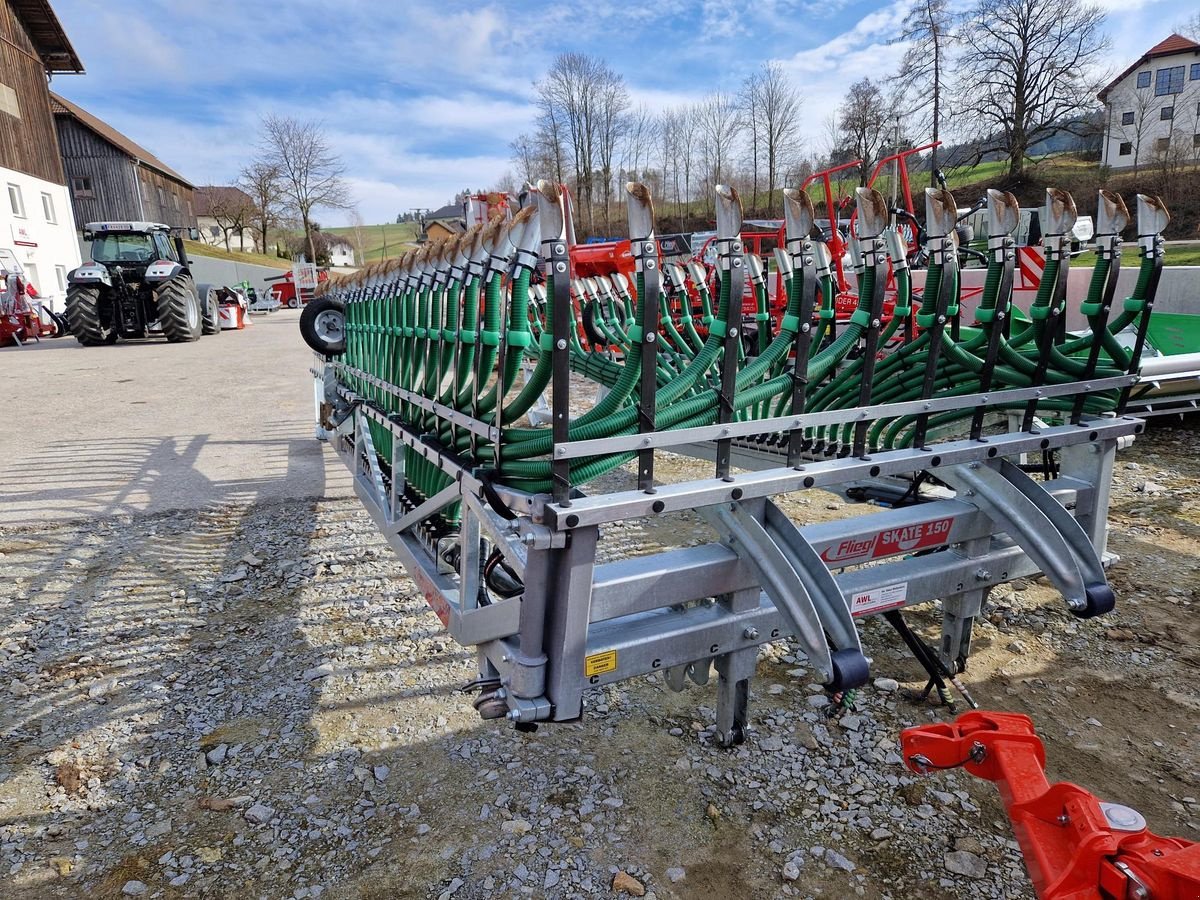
[
  {"left": 266, "top": 264, "right": 326, "bottom": 309},
  {"left": 903, "top": 713, "right": 1200, "bottom": 899},
  {"left": 0, "top": 249, "right": 66, "bottom": 347}
]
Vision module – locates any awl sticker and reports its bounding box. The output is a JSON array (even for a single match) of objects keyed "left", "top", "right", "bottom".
[{"left": 850, "top": 582, "right": 908, "bottom": 617}]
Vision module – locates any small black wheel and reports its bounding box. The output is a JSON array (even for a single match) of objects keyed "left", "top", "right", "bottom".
[
  {"left": 827, "top": 648, "right": 870, "bottom": 693},
  {"left": 1072, "top": 584, "right": 1116, "bottom": 619},
  {"left": 299, "top": 297, "right": 346, "bottom": 356}
]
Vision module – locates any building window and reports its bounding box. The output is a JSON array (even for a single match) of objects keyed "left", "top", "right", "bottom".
[
  {"left": 186, "top": 199, "right": 193, "bottom": 218},
  {"left": 1136, "top": 71, "right": 1151, "bottom": 89},
  {"left": 41, "top": 192, "right": 56, "bottom": 224},
  {"left": 55, "top": 265, "right": 67, "bottom": 292},
  {"left": 1192, "top": 63, "right": 1200, "bottom": 81},
  {"left": 1155, "top": 66, "right": 1185, "bottom": 96},
  {"left": 0, "top": 82, "right": 20, "bottom": 118},
  {"left": 1118, "top": 141, "right": 1132, "bottom": 156},
  {"left": 172, "top": 192, "right": 180, "bottom": 211},
  {"left": 1121, "top": 111, "right": 1135, "bottom": 125},
  {"left": 157, "top": 186, "right": 165, "bottom": 210},
  {"left": 7, "top": 184, "right": 25, "bottom": 218},
  {"left": 23, "top": 263, "right": 39, "bottom": 294},
  {"left": 71, "top": 176, "right": 94, "bottom": 199},
  {"left": 1154, "top": 137, "right": 1170, "bottom": 152},
  {"left": 1161, "top": 106, "right": 1174, "bottom": 120}
]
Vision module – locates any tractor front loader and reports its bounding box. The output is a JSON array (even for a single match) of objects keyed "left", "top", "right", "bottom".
[{"left": 66, "top": 221, "right": 214, "bottom": 345}]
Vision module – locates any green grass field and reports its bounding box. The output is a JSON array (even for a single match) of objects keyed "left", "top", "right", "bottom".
[
  {"left": 325, "top": 222, "right": 419, "bottom": 264},
  {"left": 184, "top": 241, "right": 292, "bottom": 270}
]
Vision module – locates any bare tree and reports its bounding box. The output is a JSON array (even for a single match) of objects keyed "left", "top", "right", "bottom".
[
  {"left": 697, "top": 92, "right": 739, "bottom": 208},
  {"left": 739, "top": 70, "right": 764, "bottom": 210},
  {"left": 956, "top": 0, "right": 1108, "bottom": 177},
  {"left": 205, "top": 187, "right": 256, "bottom": 252},
  {"left": 238, "top": 160, "right": 285, "bottom": 255},
  {"left": 510, "top": 133, "right": 540, "bottom": 186},
  {"left": 534, "top": 100, "right": 567, "bottom": 187},
  {"left": 1180, "top": 12, "right": 1200, "bottom": 40},
  {"left": 757, "top": 62, "right": 803, "bottom": 212},
  {"left": 838, "top": 79, "right": 892, "bottom": 185},
  {"left": 896, "top": 0, "right": 954, "bottom": 184},
  {"left": 596, "top": 73, "right": 630, "bottom": 233},
  {"left": 258, "top": 115, "right": 351, "bottom": 262},
  {"left": 621, "top": 106, "right": 658, "bottom": 193},
  {"left": 349, "top": 210, "right": 367, "bottom": 267}
]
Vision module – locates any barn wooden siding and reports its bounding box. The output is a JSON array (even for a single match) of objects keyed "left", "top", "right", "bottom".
[
  {"left": 55, "top": 116, "right": 196, "bottom": 229},
  {"left": 0, "top": 0, "right": 65, "bottom": 184},
  {"left": 54, "top": 114, "right": 140, "bottom": 223}
]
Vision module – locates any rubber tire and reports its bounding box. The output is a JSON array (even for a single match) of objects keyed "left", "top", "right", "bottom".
[
  {"left": 198, "top": 284, "right": 219, "bottom": 335},
  {"left": 200, "top": 287, "right": 220, "bottom": 336},
  {"left": 65, "top": 284, "right": 115, "bottom": 346},
  {"left": 299, "top": 297, "right": 346, "bottom": 356},
  {"left": 157, "top": 279, "right": 202, "bottom": 343},
  {"left": 288, "top": 296, "right": 300, "bottom": 309}
]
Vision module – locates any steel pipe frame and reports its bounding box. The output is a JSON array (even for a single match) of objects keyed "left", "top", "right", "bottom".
[{"left": 319, "top": 367, "right": 1132, "bottom": 727}]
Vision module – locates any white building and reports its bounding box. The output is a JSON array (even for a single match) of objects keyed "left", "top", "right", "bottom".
[
  {"left": 1099, "top": 33, "right": 1200, "bottom": 171},
  {"left": 1, "top": 0, "right": 84, "bottom": 314},
  {"left": 194, "top": 185, "right": 258, "bottom": 253},
  {"left": 327, "top": 235, "right": 355, "bottom": 267}
]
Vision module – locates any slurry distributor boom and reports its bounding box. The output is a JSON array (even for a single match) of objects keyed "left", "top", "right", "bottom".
[{"left": 308, "top": 180, "right": 1165, "bottom": 744}]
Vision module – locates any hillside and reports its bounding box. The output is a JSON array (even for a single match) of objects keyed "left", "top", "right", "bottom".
[{"left": 325, "top": 222, "right": 419, "bottom": 265}]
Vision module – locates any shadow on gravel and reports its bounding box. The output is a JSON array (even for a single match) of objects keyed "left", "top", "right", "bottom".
[{"left": 0, "top": 420, "right": 341, "bottom": 526}]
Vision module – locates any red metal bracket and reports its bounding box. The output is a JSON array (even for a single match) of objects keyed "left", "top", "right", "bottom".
[{"left": 900, "top": 712, "right": 1200, "bottom": 899}]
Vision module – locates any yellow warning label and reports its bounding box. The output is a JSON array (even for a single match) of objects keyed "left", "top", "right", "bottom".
[{"left": 584, "top": 650, "right": 618, "bottom": 677}]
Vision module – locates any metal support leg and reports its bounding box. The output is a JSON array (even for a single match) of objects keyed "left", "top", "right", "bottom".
[
  {"left": 541, "top": 525, "right": 599, "bottom": 721},
  {"left": 715, "top": 587, "right": 758, "bottom": 748},
  {"left": 939, "top": 536, "right": 990, "bottom": 674}
]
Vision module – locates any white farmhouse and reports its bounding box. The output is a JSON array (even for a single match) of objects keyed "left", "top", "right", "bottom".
[
  {"left": 1099, "top": 33, "right": 1200, "bottom": 171},
  {"left": 327, "top": 234, "right": 355, "bottom": 267}
]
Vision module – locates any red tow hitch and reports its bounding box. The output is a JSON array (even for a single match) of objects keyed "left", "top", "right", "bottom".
[{"left": 900, "top": 712, "right": 1200, "bottom": 899}]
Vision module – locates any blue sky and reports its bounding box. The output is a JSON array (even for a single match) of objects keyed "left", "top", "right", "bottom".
[{"left": 49, "top": 0, "right": 1189, "bottom": 227}]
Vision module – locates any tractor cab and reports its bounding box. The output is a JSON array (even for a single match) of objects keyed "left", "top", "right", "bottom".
[{"left": 83, "top": 222, "right": 178, "bottom": 277}]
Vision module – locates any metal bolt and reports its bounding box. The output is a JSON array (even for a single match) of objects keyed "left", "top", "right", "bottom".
[
  {"left": 555, "top": 261, "right": 567, "bottom": 273},
  {"left": 556, "top": 339, "right": 567, "bottom": 350},
  {"left": 554, "top": 243, "right": 565, "bottom": 255},
  {"left": 975, "top": 568, "right": 991, "bottom": 581},
  {"left": 743, "top": 626, "right": 759, "bottom": 640}
]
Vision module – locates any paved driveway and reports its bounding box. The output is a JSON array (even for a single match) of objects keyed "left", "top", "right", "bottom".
[{"left": 0, "top": 310, "right": 350, "bottom": 526}]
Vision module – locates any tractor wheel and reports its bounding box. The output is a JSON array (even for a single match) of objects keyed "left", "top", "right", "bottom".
[
  {"left": 65, "top": 285, "right": 114, "bottom": 346},
  {"left": 157, "top": 279, "right": 202, "bottom": 343},
  {"left": 288, "top": 296, "right": 300, "bottom": 309},
  {"left": 299, "top": 297, "right": 346, "bottom": 356},
  {"left": 200, "top": 286, "right": 221, "bottom": 336}
]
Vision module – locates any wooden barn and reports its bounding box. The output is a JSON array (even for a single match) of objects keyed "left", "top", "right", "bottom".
[{"left": 51, "top": 91, "right": 196, "bottom": 229}]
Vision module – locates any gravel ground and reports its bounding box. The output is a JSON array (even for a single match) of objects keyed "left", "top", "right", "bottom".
[{"left": 2, "top": 403, "right": 1198, "bottom": 899}]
